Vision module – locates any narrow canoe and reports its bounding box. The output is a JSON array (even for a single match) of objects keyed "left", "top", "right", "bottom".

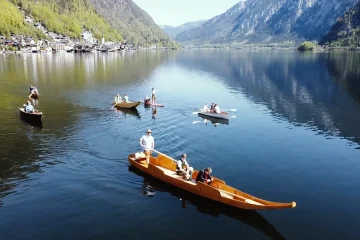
[
  {"left": 19, "top": 108, "right": 42, "bottom": 122},
  {"left": 128, "top": 151, "right": 296, "bottom": 210},
  {"left": 140, "top": 100, "right": 164, "bottom": 107},
  {"left": 198, "top": 111, "right": 230, "bottom": 120},
  {"left": 114, "top": 101, "right": 141, "bottom": 109},
  {"left": 198, "top": 113, "right": 229, "bottom": 125},
  {"left": 128, "top": 165, "right": 286, "bottom": 239}
]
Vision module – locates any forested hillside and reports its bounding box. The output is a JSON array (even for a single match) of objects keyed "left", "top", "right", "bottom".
[
  {"left": 89, "top": 0, "right": 177, "bottom": 47},
  {"left": 6, "top": 0, "right": 122, "bottom": 41},
  {"left": 320, "top": 2, "right": 360, "bottom": 47},
  {"left": 0, "top": 0, "right": 44, "bottom": 38}
]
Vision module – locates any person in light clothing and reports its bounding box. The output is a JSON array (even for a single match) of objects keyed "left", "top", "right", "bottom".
[
  {"left": 123, "top": 94, "right": 129, "bottom": 103},
  {"left": 25, "top": 101, "right": 35, "bottom": 113},
  {"left": 151, "top": 88, "right": 156, "bottom": 103},
  {"left": 212, "top": 104, "right": 221, "bottom": 113},
  {"left": 203, "top": 103, "right": 209, "bottom": 112},
  {"left": 139, "top": 129, "right": 155, "bottom": 164},
  {"left": 176, "top": 154, "right": 193, "bottom": 181}
]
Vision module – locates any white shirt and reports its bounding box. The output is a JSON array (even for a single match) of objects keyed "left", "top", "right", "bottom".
[
  {"left": 26, "top": 105, "right": 34, "bottom": 113},
  {"left": 177, "top": 158, "right": 189, "bottom": 172},
  {"left": 152, "top": 89, "right": 156, "bottom": 96},
  {"left": 123, "top": 96, "right": 129, "bottom": 103},
  {"left": 214, "top": 105, "right": 220, "bottom": 113},
  {"left": 203, "top": 105, "right": 209, "bottom": 112},
  {"left": 140, "top": 134, "right": 154, "bottom": 150}
]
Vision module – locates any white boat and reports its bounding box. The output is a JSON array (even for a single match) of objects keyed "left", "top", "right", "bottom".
[{"left": 198, "top": 111, "right": 231, "bottom": 120}]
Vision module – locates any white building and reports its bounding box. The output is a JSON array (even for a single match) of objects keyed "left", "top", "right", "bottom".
[{"left": 81, "top": 30, "right": 96, "bottom": 44}]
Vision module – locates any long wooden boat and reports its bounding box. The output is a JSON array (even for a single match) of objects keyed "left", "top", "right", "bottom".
[
  {"left": 128, "top": 151, "right": 296, "bottom": 210},
  {"left": 198, "top": 111, "right": 230, "bottom": 120},
  {"left": 128, "top": 165, "right": 286, "bottom": 239},
  {"left": 113, "top": 101, "right": 141, "bottom": 109},
  {"left": 19, "top": 108, "right": 42, "bottom": 122},
  {"left": 198, "top": 113, "right": 229, "bottom": 125}
]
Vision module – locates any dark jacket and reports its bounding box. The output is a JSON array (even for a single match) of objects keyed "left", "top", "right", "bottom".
[{"left": 196, "top": 169, "right": 212, "bottom": 183}]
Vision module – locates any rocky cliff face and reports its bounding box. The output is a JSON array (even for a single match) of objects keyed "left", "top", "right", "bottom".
[
  {"left": 89, "top": 0, "right": 177, "bottom": 47},
  {"left": 176, "top": 0, "right": 358, "bottom": 45}
]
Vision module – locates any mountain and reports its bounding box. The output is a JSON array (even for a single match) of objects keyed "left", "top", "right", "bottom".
[
  {"left": 89, "top": 0, "right": 177, "bottom": 47},
  {"left": 160, "top": 19, "right": 207, "bottom": 38},
  {"left": 319, "top": 2, "right": 360, "bottom": 47},
  {"left": 5, "top": 0, "right": 122, "bottom": 40},
  {"left": 176, "top": 0, "right": 358, "bottom": 46}
]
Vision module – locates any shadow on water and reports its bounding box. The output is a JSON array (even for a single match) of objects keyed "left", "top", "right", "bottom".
[
  {"left": 175, "top": 50, "right": 360, "bottom": 147},
  {"left": 115, "top": 108, "right": 141, "bottom": 119},
  {"left": 128, "top": 165, "right": 286, "bottom": 240}
]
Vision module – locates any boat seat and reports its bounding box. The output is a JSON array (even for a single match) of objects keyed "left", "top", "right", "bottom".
[
  {"left": 157, "top": 166, "right": 197, "bottom": 185},
  {"left": 220, "top": 191, "right": 233, "bottom": 199},
  {"left": 245, "top": 199, "right": 263, "bottom": 206}
]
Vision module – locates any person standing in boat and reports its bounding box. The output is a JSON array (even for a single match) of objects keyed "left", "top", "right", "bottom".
[
  {"left": 151, "top": 87, "right": 156, "bottom": 103},
  {"left": 139, "top": 129, "right": 154, "bottom": 164},
  {"left": 196, "top": 167, "right": 213, "bottom": 184},
  {"left": 29, "top": 86, "right": 35, "bottom": 94},
  {"left": 123, "top": 94, "right": 129, "bottom": 103},
  {"left": 176, "top": 154, "right": 193, "bottom": 181}
]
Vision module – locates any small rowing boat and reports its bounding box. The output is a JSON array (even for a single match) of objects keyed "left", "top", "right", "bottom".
[
  {"left": 198, "top": 113, "right": 229, "bottom": 125},
  {"left": 140, "top": 100, "right": 164, "bottom": 107},
  {"left": 19, "top": 108, "right": 42, "bottom": 123},
  {"left": 198, "top": 111, "right": 230, "bottom": 120},
  {"left": 113, "top": 101, "right": 141, "bottom": 109},
  {"left": 128, "top": 151, "right": 296, "bottom": 210}
]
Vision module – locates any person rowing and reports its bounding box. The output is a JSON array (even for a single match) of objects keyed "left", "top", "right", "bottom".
[
  {"left": 123, "top": 94, "right": 129, "bottom": 103},
  {"left": 211, "top": 104, "right": 221, "bottom": 113},
  {"left": 202, "top": 103, "right": 209, "bottom": 112},
  {"left": 139, "top": 129, "right": 155, "bottom": 164},
  {"left": 114, "top": 94, "right": 122, "bottom": 103}
]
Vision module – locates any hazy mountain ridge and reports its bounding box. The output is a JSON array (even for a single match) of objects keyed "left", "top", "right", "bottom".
[
  {"left": 160, "top": 19, "right": 207, "bottom": 38},
  {"left": 176, "top": 0, "right": 358, "bottom": 45}
]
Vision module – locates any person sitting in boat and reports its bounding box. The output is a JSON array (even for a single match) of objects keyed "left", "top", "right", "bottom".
[
  {"left": 211, "top": 104, "right": 221, "bottom": 114},
  {"left": 196, "top": 167, "right": 213, "bottom": 185},
  {"left": 25, "top": 101, "right": 35, "bottom": 113},
  {"left": 176, "top": 154, "right": 193, "bottom": 181},
  {"left": 203, "top": 103, "right": 209, "bottom": 112},
  {"left": 210, "top": 103, "right": 214, "bottom": 111},
  {"left": 144, "top": 95, "right": 151, "bottom": 104},
  {"left": 123, "top": 94, "right": 130, "bottom": 103},
  {"left": 115, "top": 94, "right": 122, "bottom": 103}
]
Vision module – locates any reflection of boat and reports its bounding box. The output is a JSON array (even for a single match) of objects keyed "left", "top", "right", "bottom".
[
  {"left": 198, "top": 113, "right": 229, "bottom": 125},
  {"left": 128, "top": 151, "right": 296, "bottom": 210},
  {"left": 198, "top": 111, "right": 230, "bottom": 120},
  {"left": 129, "top": 165, "right": 286, "bottom": 240},
  {"left": 117, "top": 108, "right": 141, "bottom": 118},
  {"left": 19, "top": 108, "right": 42, "bottom": 123},
  {"left": 114, "top": 101, "right": 141, "bottom": 109},
  {"left": 140, "top": 100, "right": 164, "bottom": 107}
]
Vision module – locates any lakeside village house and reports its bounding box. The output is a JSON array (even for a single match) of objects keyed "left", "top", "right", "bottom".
[{"left": 1, "top": 11, "right": 133, "bottom": 53}]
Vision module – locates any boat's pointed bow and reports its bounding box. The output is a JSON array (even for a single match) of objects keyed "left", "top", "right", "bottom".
[{"left": 292, "top": 201, "right": 297, "bottom": 208}]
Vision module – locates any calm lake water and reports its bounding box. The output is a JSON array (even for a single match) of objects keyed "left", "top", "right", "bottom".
[{"left": 1, "top": 49, "right": 360, "bottom": 240}]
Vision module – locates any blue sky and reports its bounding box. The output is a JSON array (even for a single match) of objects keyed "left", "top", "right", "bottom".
[{"left": 133, "top": 0, "right": 241, "bottom": 27}]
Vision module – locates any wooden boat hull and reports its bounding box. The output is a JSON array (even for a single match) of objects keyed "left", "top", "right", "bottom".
[
  {"left": 128, "top": 152, "right": 296, "bottom": 210},
  {"left": 114, "top": 101, "right": 141, "bottom": 109},
  {"left": 128, "top": 165, "right": 286, "bottom": 239},
  {"left": 19, "top": 108, "right": 42, "bottom": 122},
  {"left": 198, "top": 113, "right": 229, "bottom": 125},
  {"left": 140, "top": 100, "right": 164, "bottom": 107},
  {"left": 198, "top": 111, "right": 230, "bottom": 120}
]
